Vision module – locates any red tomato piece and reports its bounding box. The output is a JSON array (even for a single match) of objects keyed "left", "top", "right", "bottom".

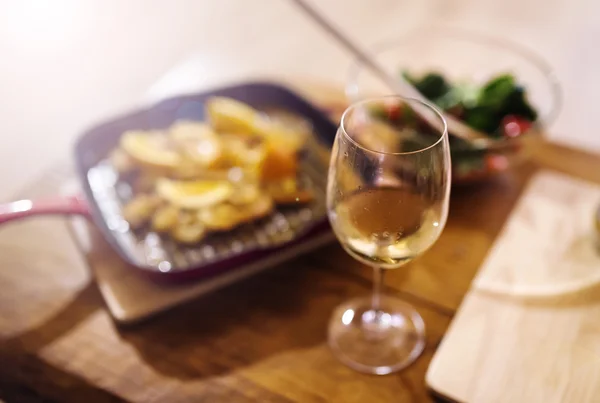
[
  {"left": 502, "top": 115, "right": 532, "bottom": 138},
  {"left": 485, "top": 154, "right": 509, "bottom": 172},
  {"left": 385, "top": 103, "right": 402, "bottom": 121}
]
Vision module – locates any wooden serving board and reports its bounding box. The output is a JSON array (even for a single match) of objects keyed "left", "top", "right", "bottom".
[
  {"left": 426, "top": 170, "right": 600, "bottom": 403},
  {"left": 68, "top": 214, "right": 334, "bottom": 324}
]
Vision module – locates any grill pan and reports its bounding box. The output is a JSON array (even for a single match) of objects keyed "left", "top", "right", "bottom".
[{"left": 0, "top": 82, "right": 337, "bottom": 280}]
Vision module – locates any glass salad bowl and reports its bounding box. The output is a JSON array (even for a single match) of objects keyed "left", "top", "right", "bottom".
[{"left": 346, "top": 27, "right": 562, "bottom": 184}]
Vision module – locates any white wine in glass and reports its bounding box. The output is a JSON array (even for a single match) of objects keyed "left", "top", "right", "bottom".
[{"left": 326, "top": 96, "right": 450, "bottom": 375}]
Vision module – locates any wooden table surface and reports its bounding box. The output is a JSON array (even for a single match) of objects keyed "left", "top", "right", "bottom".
[
  {"left": 1, "top": 82, "right": 599, "bottom": 402},
  {"left": 1, "top": 1, "right": 600, "bottom": 402}
]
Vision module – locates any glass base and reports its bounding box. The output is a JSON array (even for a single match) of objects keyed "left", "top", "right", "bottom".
[{"left": 328, "top": 295, "right": 426, "bottom": 375}]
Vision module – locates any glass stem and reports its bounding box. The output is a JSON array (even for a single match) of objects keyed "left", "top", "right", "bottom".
[{"left": 372, "top": 266, "right": 385, "bottom": 312}]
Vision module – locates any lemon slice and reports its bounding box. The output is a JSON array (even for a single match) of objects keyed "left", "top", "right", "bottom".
[
  {"left": 206, "top": 97, "right": 261, "bottom": 134},
  {"left": 170, "top": 121, "right": 222, "bottom": 167},
  {"left": 156, "top": 178, "right": 233, "bottom": 209},
  {"left": 120, "top": 130, "right": 181, "bottom": 169}
]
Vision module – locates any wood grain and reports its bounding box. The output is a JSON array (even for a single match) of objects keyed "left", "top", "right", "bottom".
[
  {"left": 0, "top": 195, "right": 451, "bottom": 402},
  {"left": 0, "top": 0, "right": 599, "bottom": 399},
  {"left": 427, "top": 171, "right": 600, "bottom": 403},
  {"left": 2, "top": 81, "right": 600, "bottom": 403}
]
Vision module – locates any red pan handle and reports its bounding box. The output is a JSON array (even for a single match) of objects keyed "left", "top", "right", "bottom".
[{"left": 0, "top": 195, "right": 90, "bottom": 225}]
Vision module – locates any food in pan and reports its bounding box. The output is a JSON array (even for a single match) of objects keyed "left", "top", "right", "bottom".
[{"left": 113, "top": 97, "right": 315, "bottom": 244}]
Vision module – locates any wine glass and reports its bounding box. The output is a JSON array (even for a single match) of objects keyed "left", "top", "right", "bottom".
[{"left": 326, "top": 95, "right": 450, "bottom": 375}]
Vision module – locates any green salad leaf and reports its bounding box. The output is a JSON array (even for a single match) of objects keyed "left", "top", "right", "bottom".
[
  {"left": 463, "top": 106, "right": 501, "bottom": 135},
  {"left": 503, "top": 86, "right": 537, "bottom": 121},
  {"left": 478, "top": 74, "right": 516, "bottom": 111},
  {"left": 404, "top": 72, "right": 450, "bottom": 100},
  {"left": 402, "top": 70, "right": 538, "bottom": 136}
]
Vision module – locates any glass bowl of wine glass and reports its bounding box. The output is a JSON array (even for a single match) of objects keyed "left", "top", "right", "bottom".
[
  {"left": 346, "top": 27, "right": 562, "bottom": 184},
  {"left": 327, "top": 96, "right": 450, "bottom": 374}
]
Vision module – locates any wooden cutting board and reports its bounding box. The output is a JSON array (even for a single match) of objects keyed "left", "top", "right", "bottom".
[{"left": 426, "top": 170, "right": 600, "bottom": 403}]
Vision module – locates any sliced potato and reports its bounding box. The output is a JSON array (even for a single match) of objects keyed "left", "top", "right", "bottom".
[
  {"left": 206, "top": 97, "right": 261, "bottom": 134},
  {"left": 171, "top": 221, "right": 206, "bottom": 244},
  {"left": 198, "top": 204, "right": 242, "bottom": 232},
  {"left": 169, "top": 158, "right": 208, "bottom": 179},
  {"left": 230, "top": 183, "right": 262, "bottom": 206},
  {"left": 170, "top": 121, "right": 215, "bottom": 141},
  {"left": 266, "top": 177, "right": 314, "bottom": 205},
  {"left": 116, "top": 97, "right": 317, "bottom": 242},
  {"left": 237, "top": 194, "right": 274, "bottom": 223},
  {"left": 156, "top": 178, "right": 234, "bottom": 209},
  {"left": 178, "top": 210, "right": 197, "bottom": 225},
  {"left": 110, "top": 148, "right": 136, "bottom": 173},
  {"left": 132, "top": 172, "right": 160, "bottom": 193},
  {"left": 122, "top": 194, "right": 162, "bottom": 229},
  {"left": 120, "top": 130, "right": 181, "bottom": 170},
  {"left": 170, "top": 121, "right": 222, "bottom": 167},
  {"left": 151, "top": 205, "right": 179, "bottom": 233},
  {"left": 220, "top": 134, "right": 266, "bottom": 168}
]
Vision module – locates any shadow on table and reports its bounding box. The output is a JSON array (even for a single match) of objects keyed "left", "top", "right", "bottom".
[
  {"left": 430, "top": 390, "right": 459, "bottom": 403},
  {"left": 117, "top": 255, "right": 356, "bottom": 380},
  {"left": 2, "top": 282, "right": 102, "bottom": 352}
]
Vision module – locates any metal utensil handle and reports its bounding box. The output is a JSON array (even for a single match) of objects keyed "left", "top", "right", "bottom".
[{"left": 290, "top": 0, "right": 492, "bottom": 144}]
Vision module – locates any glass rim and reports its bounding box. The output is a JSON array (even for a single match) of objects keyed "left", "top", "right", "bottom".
[{"left": 339, "top": 95, "right": 448, "bottom": 156}]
